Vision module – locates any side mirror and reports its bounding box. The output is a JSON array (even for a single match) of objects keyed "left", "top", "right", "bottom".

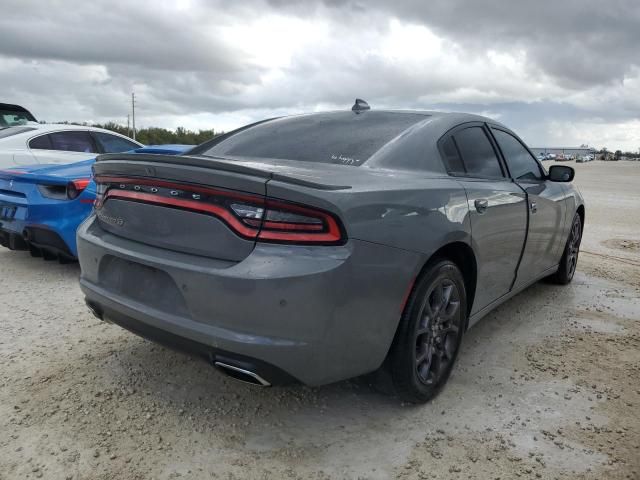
[{"left": 548, "top": 165, "right": 574, "bottom": 182}]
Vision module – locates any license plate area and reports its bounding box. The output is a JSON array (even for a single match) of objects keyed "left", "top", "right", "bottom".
[{"left": 98, "top": 256, "right": 190, "bottom": 317}]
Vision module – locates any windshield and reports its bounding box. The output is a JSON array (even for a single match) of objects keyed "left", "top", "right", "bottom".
[
  {"left": 0, "top": 109, "right": 37, "bottom": 127},
  {"left": 200, "top": 112, "right": 428, "bottom": 167}
]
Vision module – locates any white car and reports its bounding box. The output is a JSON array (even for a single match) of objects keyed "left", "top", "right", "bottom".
[{"left": 0, "top": 124, "right": 143, "bottom": 169}]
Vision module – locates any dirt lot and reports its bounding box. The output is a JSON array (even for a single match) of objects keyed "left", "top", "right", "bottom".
[{"left": 1, "top": 161, "right": 638, "bottom": 480}]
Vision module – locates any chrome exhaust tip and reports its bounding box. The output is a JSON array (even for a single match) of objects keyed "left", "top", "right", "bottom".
[{"left": 214, "top": 361, "right": 271, "bottom": 387}]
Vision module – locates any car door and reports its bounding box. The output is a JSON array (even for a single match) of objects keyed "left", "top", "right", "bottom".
[
  {"left": 439, "top": 123, "right": 528, "bottom": 315},
  {"left": 490, "top": 127, "right": 567, "bottom": 287},
  {"left": 29, "top": 130, "right": 98, "bottom": 165}
]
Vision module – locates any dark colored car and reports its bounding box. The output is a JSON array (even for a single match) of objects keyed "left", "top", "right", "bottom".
[
  {"left": 77, "top": 104, "right": 584, "bottom": 403},
  {"left": 0, "top": 103, "right": 37, "bottom": 127}
]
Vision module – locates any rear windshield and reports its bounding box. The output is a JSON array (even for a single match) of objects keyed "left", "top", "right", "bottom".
[
  {"left": 0, "top": 109, "right": 36, "bottom": 127},
  {"left": 0, "top": 126, "right": 37, "bottom": 139},
  {"left": 200, "top": 112, "right": 428, "bottom": 166}
]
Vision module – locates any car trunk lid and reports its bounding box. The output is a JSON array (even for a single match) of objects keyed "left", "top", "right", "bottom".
[
  {"left": 92, "top": 153, "right": 366, "bottom": 261},
  {"left": 93, "top": 154, "right": 274, "bottom": 262}
]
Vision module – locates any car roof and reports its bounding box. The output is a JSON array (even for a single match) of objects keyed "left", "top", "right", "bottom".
[
  {"left": 0, "top": 123, "right": 143, "bottom": 147},
  {"left": 310, "top": 109, "right": 512, "bottom": 142},
  {"left": 22, "top": 123, "right": 142, "bottom": 143},
  {"left": 0, "top": 102, "right": 35, "bottom": 113},
  {"left": 191, "top": 109, "right": 510, "bottom": 174},
  {"left": 261, "top": 109, "right": 507, "bottom": 135},
  {"left": 279, "top": 109, "right": 509, "bottom": 143},
  {"left": 362, "top": 110, "right": 509, "bottom": 171},
  {"left": 21, "top": 123, "right": 126, "bottom": 134},
  {"left": 0, "top": 102, "right": 36, "bottom": 117}
]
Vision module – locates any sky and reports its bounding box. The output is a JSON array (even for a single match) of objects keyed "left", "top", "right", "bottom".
[{"left": 1, "top": 0, "right": 639, "bottom": 151}]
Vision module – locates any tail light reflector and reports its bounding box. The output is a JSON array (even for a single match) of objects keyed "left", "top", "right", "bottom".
[
  {"left": 94, "top": 176, "right": 345, "bottom": 245},
  {"left": 37, "top": 177, "right": 91, "bottom": 201},
  {"left": 67, "top": 178, "right": 91, "bottom": 200}
]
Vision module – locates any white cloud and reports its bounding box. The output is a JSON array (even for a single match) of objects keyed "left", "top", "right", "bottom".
[{"left": 1, "top": 0, "right": 638, "bottom": 150}]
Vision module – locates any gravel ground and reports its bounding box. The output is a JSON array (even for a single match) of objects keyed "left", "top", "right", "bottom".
[{"left": 1, "top": 161, "right": 639, "bottom": 480}]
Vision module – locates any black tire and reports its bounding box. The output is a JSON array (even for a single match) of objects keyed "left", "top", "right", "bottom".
[
  {"left": 550, "top": 213, "right": 582, "bottom": 285},
  {"left": 388, "top": 259, "right": 467, "bottom": 403}
]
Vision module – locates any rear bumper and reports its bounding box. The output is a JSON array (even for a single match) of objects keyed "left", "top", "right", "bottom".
[
  {"left": 86, "top": 300, "right": 298, "bottom": 385},
  {"left": 24, "top": 225, "right": 76, "bottom": 258},
  {"left": 0, "top": 189, "right": 94, "bottom": 259},
  {"left": 77, "top": 215, "right": 422, "bottom": 386},
  {"left": 0, "top": 225, "right": 74, "bottom": 258},
  {"left": 0, "top": 228, "right": 28, "bottom": 250},
  {"left": 0, "top": 222, "right": 77, "bottom": 259}
]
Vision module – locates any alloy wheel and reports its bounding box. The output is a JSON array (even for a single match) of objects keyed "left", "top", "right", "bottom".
[
  {"left": 414, "top": 279, "right": 462, "bottom": 385},
  {"left": 567, "top": 218, "right": 582, "bottom": 278}
]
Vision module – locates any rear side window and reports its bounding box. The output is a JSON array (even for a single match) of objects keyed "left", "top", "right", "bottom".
[
  {"left": 440, "top": 136, "right": 465, "bottom": 173},
  {"left": 29, "top": 134, "right": 52, "bottom": 149},
  {"left": 453, "top": 126, "right": 503, "bottom": 178},
  {"left": 92, "top": 132, "right": 139, "bottom": 153},
  {"left": 492, "top": 129, "right": 542, "bottom": 181},
  {"left": 200, "top": 112, "right": 428, "bottom": 166},
  {"left": 48, "top": 131, "right": 96, "bottom": 153}
]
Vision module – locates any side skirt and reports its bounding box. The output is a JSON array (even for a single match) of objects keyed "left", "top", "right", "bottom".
[{"left": 467, "top": 263, "right": 559, "bottom": 329}]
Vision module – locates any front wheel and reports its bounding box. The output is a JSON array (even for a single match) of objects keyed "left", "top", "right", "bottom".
[
  {"left": 387, "top": 259, "right": 467, "bottom": 403},
  {"left": 550, "top": 213, "right": 582, "bottom": 285}
]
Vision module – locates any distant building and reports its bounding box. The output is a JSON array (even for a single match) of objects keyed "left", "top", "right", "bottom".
[{"left": 530, "top": 147, "right": 597, "bottom": 157}]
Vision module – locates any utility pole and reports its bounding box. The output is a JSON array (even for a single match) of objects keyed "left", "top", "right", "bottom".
[
  {"left": 127, "top": 114, "right": 130, "bottom": 137},
  {"left": 131, "top": 92, "right": 136, "bottom": 141}
]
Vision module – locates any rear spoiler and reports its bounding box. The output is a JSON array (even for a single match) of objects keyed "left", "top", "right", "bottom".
[
  {"left": 94, "top": 153, "right": 351, "bottom": 191},
  {"left": 0, "top": 169, "right": 70, "bottom": 186}
]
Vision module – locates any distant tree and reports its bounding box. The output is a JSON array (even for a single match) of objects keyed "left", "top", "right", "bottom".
[
  {"left": 52, "top": 121, "right": 222, "bottom": 145},
  {"left": 614, "top": 150, "right": 622, "bottom": 160},
  {"left": 597, "top": 147, "right": 608, "bottom": 160}
]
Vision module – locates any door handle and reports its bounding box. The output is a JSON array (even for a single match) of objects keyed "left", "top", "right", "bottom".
[
  {"left": 474, "top": 199, "right": 489, "bottom": 213},
  {"left": 530, "top": 201, "right": 537, "bottom": 213}
]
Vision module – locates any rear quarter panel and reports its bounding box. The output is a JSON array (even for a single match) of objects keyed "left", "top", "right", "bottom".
[
  {"left": 266, "top": 172, "right": 471, "bottom": 257},
  {"left": 266, "top": 172, "right": 472, "bottom": 370}
]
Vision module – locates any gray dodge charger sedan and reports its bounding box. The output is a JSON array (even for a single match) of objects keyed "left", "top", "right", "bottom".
[{"left": 78, "top": 102, "right": 584, "bottom": 403}]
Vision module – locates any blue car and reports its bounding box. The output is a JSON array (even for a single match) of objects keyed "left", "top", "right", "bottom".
[{"left": 0, "top": 145, "right": 191, "bottom": 261}]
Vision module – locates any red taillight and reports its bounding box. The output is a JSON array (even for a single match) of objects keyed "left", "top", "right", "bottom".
[
  {"left": 94, "top": 176, "right": 345, "bottom": 245},
  {"left": 257, "top": 200, "right": 342, "bottom": 243},
  {"left": 67, "top": 178, "right": 91, "bottom": 200}
]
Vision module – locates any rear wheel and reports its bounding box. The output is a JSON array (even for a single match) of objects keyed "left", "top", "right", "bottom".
[
  {"left": 388, "top": 259, "right": 467, "bottom": 403},
  {"left": 550, "top": 213, "right": 582, "bottom": 285}
]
